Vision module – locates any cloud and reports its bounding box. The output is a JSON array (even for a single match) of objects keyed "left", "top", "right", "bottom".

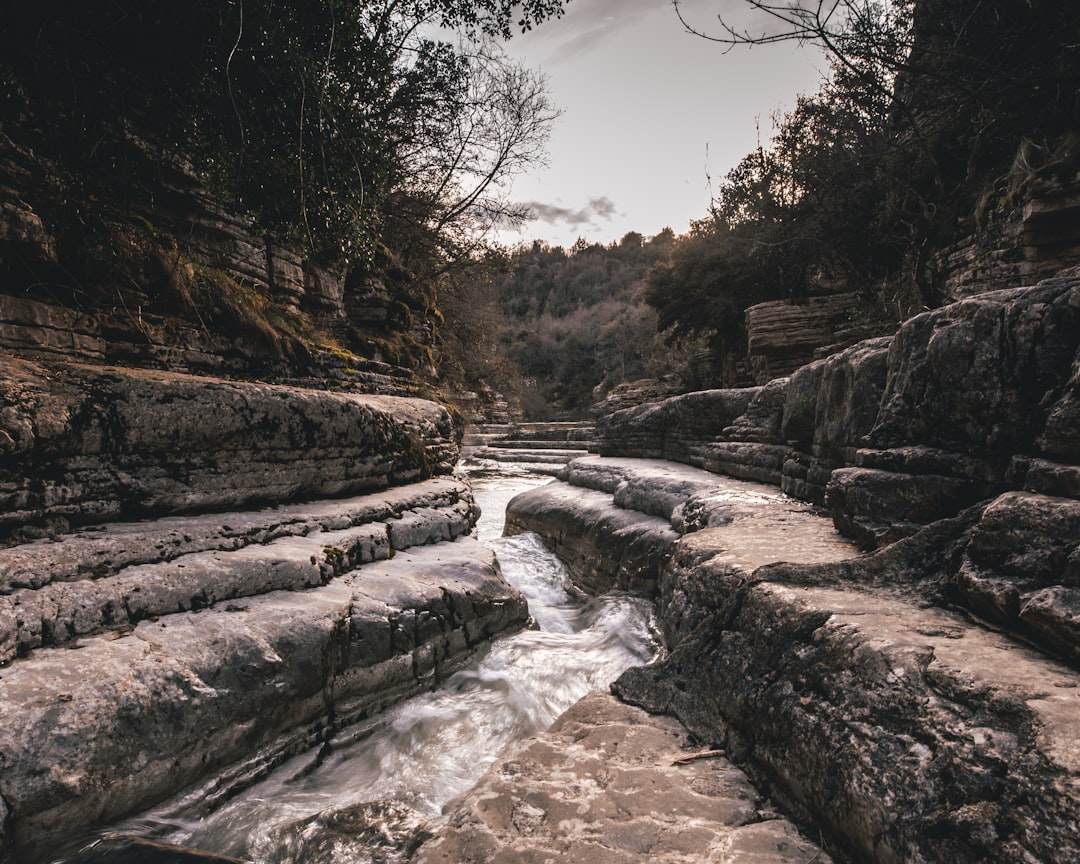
[
  {"left": 521, "top": 196, "right": 620, "bottom": 228},
  {"left": 537, "top": 0, "right": 656, "bottom": 62}
]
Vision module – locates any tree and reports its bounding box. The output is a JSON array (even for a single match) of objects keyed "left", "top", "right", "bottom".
[
  {"left": 676, "top": 1, "right": 1080, "bottom": 304},
  {"left": 2, "top": 0, "right": 569, "bottom": 273}
]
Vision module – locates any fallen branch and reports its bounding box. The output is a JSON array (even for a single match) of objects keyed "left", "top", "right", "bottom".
[{"left": 671, "top": 748, "right": 726, "bottom": 765}]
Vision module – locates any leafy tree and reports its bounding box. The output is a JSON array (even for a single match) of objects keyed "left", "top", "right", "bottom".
[
  {"left": 2, "top": 0, "right": 568, "bottom": 274},
  {"left": 677, "top": 0, "right": 1080, "bottom": 304},
  {"left": 482, "top": 231, "right": 685, "bottom": 418}
]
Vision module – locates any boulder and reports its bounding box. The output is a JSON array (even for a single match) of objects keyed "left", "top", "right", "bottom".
[
  {"left": 953, "top": 491, "right": 1080, "bottom": 662},
  {"left": 594, "top": 389, "right": 758, "bottom": 464}
]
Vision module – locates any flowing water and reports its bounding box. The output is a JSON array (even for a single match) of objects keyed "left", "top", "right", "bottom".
[{"left": 100, "top": 461, "right": 659, "bottom": 861}]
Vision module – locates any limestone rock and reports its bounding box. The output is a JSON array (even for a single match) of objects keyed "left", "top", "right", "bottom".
[
  {"left": 0, "top": 536, "right": 527, "bottom": 862},
  {"left": 414, "top": 691, "right": 831, "bottom": 864},
  {"left": 953, "top": 491, "right": 1080, "bottom": 662},
  {"left": 505, "top": 482, "right": 677, "bottom": 597},
  {"left": 870, "top": 276, "right": 1079, "bottom": 458},
  {"left": 0, "top": 357, "right": 458, "bottom": 535},
  {"left": 616, "top": 579, "right": 1080, "bottom": 864},
  {"left": 745, "top": 293, "right": 860, "bottom": 382},
  {"left": 595, "top": 389, "right": 758, "bottom": 464}
]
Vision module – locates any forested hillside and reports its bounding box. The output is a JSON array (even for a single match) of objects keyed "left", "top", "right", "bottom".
[
  {"left": 0, "top": 0, "right": 568, "bottom": 386},
  {"left": 483, "top": 231, "right": 701, "bottom": 419}
]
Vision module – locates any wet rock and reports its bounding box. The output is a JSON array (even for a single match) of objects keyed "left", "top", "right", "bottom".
[
  {"left": 251, "top": 800, "right": 433, "bottom": 864},
  {"left": 615, "top": 582, "right": 1080, "bottom": 864},
  {"left": 415, "top": 691, "right": 832, "bottom": 864},
  {"left": 0, "top": 537, "right": 527, "bottom": 862},
  {"left": 58, "top": 835, "right": 245, "bottom": 863},
  {"left": 504, "top": 482, "right": 677, "bottom": 597}
]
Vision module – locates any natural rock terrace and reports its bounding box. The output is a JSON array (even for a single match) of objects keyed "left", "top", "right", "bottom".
[
  {"left": 497, "top": 272, "right": 1080, "bottom": 863},
  {"left": 0, "top": 358, "right": 530, "bottom": 863}
]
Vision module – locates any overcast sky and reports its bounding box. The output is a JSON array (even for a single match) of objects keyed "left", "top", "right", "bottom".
[{"left": 495, "top": 0, "right": 825, "bottom": 248}]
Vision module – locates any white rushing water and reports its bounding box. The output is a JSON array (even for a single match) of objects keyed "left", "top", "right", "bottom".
[{"left": 110, "top": 462, "right": 659, "bottom": 860}]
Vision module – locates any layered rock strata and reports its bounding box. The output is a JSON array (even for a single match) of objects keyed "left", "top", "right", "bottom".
[
  {"left": 0, "top": 482, "right": 528, "bottom": 862},
  {"left": 595, "top": 271, "right": 1080, "bottom": 553},
  {"left": 506, "top": 456, "right": 1080, "bottom": 863},
  {"left": 0, "top": 356, "right": 532, "bottom": 863},
  {"left": 0, "top": 357, "right": 458, "bottom": 537}
]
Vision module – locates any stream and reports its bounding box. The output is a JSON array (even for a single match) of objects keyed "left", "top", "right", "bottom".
[{"left": 97, "top": 461, "right": 660, "bottom": 861}]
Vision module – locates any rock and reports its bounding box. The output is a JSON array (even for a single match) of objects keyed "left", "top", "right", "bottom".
[
  {"left": 510, "top": 454, "right": 1080, "bottom": 862},
  {"left": 0, "top": 478, "right": 476, "bottom": 662},
  {"left": 953, "top": 491, "right": 1080, "bottom": 662},
  {"left": 0, "top": 536, "right": 528, "bottom": 862},
  {"left": 870, "top": 277, "right": 1079, "bottom": 458},
  {"left": 504, "top": 482, "right": 677, "bottom": 597},
  {"left": 0, "top": 357, "right": 459, "bottom": 535},
  {"left": 414, "top": 691, "right": 832, "bottom": 864},
  {"left": 595, "top": 389, "right": 759, "bottom": 463},
  {"left": 615, "top": 579, "right": 1080, "bottom": 864},
  {"left": 825, "top": 466, "right": 982, "bottom": 549},
  {"left": 57, "top": 836, "right": 245, "bottom": 863},
  {"left": 721, "top": 376, "right": 788, "bottom": 443},
  {"left": 251, "top": 799, "right": 433, "bottom": 864},
  {"left": 510, "top": 456, "right": 858, "bottom": 634},
  {"left": 745, "top": 292, "right": 860, "bottom": 382},
  {"left": 778, "top": 337, "right": 892, "bottom": 503},
  {"left": 592, "top": 376, "right": 686, "bottom": 417}
]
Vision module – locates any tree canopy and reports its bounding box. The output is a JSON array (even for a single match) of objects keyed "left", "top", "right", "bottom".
[
  {"left": 2, "top": 0, "right": 569, "bottom": 274},
  {"left": 644, "top": 0, "right": 1080, "bottom": 377}
]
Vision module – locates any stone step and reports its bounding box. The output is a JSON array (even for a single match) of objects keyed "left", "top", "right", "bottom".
[
  {"left": 483, "top": 439, "right": 591, "bottom": 450},
  {"left": 0, "top": 478, "right": 477, "bottom": 662},
  {"left": 468, "top": 447, "right": 584, "bottom": 464}
]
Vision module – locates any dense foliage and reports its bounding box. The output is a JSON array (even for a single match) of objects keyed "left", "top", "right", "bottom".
[
  {"left": 648, "top": 0, "right": 1080, "bottom": 373},
  {"left": 464, "top": 231, "right": 698, "bottom": 419},
  {"left": 1, "top": 0, "right": 566, "bottom": 275}
]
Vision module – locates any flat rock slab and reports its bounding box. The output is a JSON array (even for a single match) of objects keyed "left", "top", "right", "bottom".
[
  {"left": 507, "top": 456, "right": 858, "bottom": 599},
  {"left": 416, "top": 691, "right": 831, "bottom": 864},
  {"left": 0, "top": 357, "right": 458, "bottom": 533}
]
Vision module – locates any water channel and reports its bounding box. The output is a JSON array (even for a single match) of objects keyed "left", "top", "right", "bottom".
[{"left": 96, "top": 460, "right": 660, "bottom": 861}]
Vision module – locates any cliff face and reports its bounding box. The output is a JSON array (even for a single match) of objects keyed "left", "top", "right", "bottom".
[
  {"left": 0, "top": 127, "right": 442, "bottom": 388},
  {"left": 0, "top": 76, "right": 511, "bottom": 863},
  {"left": 502, "top": 267, "right": 1080, "bottom": 863}
]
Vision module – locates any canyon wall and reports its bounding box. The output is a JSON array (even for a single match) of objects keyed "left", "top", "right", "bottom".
[
  {"left": 0, "top": 354, "right": 533, "bottom": 863},
  {"left": 508, "top": 269, "right": 1080, "bottom": 864}
]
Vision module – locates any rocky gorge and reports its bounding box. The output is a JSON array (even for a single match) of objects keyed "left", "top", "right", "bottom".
[
  {"left": 489, "top": 268, "right": 1080, "bottom": 862},
  {"left": 0, "top": 266, "right": 1073, "bottom": 863}
]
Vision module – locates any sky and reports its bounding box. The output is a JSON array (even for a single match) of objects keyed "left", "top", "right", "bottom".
[{"left": 494, "top": 0, "right": 826, "bottom": 249}]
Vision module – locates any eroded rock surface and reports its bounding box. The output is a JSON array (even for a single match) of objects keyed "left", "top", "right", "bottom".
[
  {"left": 415, "top": 691, "right": 832, "bottom": 864},
  {"left": 0, "top": 357, "right": 458, "bottom": 536},
  {"left": 593, "top": 272, "right": 1080, "bottom": 552},
  {"left": 0, "top": 528, "right": 527, "bottom": 861},
  {"left": 507, "top": 454, "right": 1080, "bottom": 863}
]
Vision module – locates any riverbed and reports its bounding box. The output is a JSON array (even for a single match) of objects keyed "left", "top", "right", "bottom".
[{"left": 91, "top": 461, "right": 659, "bottom": 861}]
